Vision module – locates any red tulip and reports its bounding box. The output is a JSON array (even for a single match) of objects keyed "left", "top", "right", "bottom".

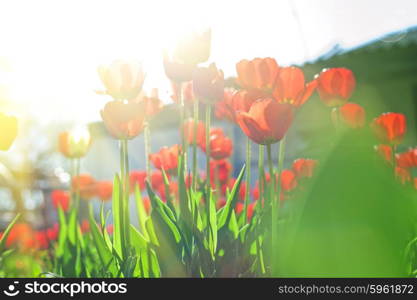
[
  {"left": 0, "top": 112, "right": 18, "bottom": 151},
  {"left": 72, "top": 174, "right": 96, "bottom": 200},
  {"left": 395, "top": 167, "right": 411, "bottom": 185},
  {"left": 375, "top": 144, "right": 393, "bottom": 164},
  {"left": 292, "top": 159, "right": 317, "bottom": 179},
  {"left": 372, "top": 113, "right": 406, "bottom": 145},
  {"left": 157, "top": 181, "right": 178, "bottom": 202},
  {"left": 35, "top": 231, "right": 49, "bottom": 249},
  {"left": 183, "top": 119, "right": 206, "bottom": 147},
  {"left": 210, "top": 159, "right": 232, "bottom": 185},
  {"left": 51, "top": 190, "right": 70, "bottom": 212},
  {"left": 280, "top": 169, "right": 297, "bottom": 192},
  {"left": 235, "top": 202, "right": 256, "bottom": 219},
  {"left": 100, "top": 100, "right": 147, "bottom": 139},
  {"left": 130, "top": 170, "right": 147, "bottom": 191},
  {"left": 81, "top": 220, "right": 90, "bottom": 234},
  {"left": 316, "top": 67, "right": 356, "bottom": 107},
  {"left": 97, "top": 60, "right": 145, "bottom": 101},
  {"left": 95, "top": 181, "right": 113, "bottom": 202},
  {"left": 149, "top": 145, "right": 180, "bottom": 172},
  {"left": 334, "top": 102, "right": 366, "bottom": 128},
  {"left": 106, "top": 224, "right": 114, "bottom": 235},
  {"left": 46, "top": 224, "right": 59, "bottom": 241},
  {"left": 396, "top": 148, "right": 417, "bottom": 168},
  {"left": 142, "top": 197, "right": 151, "bottom": 214},
  {"left": 6, "top": 223, "right": 36, "bottom": 250},
  {"left": 201, "top": 128, "right": 233, "bottom": 160},
  {"left": 236, "top": 98, "right": 294, "bottom": 145},
  {"left": 236, "top": 57, "right": 280, "bottom": 92},
  {"left": 272, "top": 67, "right": 317, "bottom": 108},
  {"left": 151, "top": 170, "right": 169, "bottom": 190},
  {"left": 192, "top": 63, "right": 224, "bottom": 104},
  {"left": 172, "top": 29, "right": 211, "bottom": 65}
]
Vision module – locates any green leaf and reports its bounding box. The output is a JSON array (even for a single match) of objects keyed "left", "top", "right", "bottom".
[
  {"left": 112, "top": 174, "right": 123, "bottom": 259},
  {"left": 134, "top": 184, "right": 149, "bottom": 239},
  {"left": 207, "top": 190, "right": 217, "bottom": 258},
  {"left": 0, "top": 214, "right": 20, "bottom": 252},
  {"left": 228, "top": 210, "right": 239, "bottom": 240}
]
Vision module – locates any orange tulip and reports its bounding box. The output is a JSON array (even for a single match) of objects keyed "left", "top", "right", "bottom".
[
  {"left": 236, "top": 98, "right": 294, "bottom": 145},
  {"left": 316, "top": 67, "right": 356, "bottom": 107},
  {"left": 192, "top": 63, "right": 224, "bottom": 104},
  {"left": 209, "top": 159, "right": 232, "bottom": 185},
  {"left": 395, "top": 167, "right": 411, "bottom": 185},
  {"left": 149, "top": 145, "right": 180, "bottom": 172},
  {"left": 372, "top": 113, "right": 406, "bottom": 145},
  {"left": 95, "top": 181, "right": 113, "bottom": 202},
  {"left": 272, "top": 66, "right": 317, "bottom": 108},
  {"left": 292, "top": 159, "right": 317, "bottom": 179},
  {"left": 51, "top": 190, "right": 70, "bottom": 212},
  {"left": 396, "top": 148, "right": 417, "bottom": 168},
  {"left": 280, "top": 169, "right": 298, "bottom": 192},
  {"left": 374, "top": 144, "right": 393, "bottom": 164},
  {"left": 0, "top": 112, "right": 18, "bottom": 151},
  {"left": 333, "top": 102, "right": 365, "bottom": 128},
  {"left": 130, "top": 170, "right": 147, "bottom": 192},
  {"left": 200, "top": 128, "right": 233, "bottom": 160},
  {"left": 236, "top": 57, "right": 280, "bottom": 92},
  {"left": 72, "top": 174, "right": 96, "bottom": 200},
  {"left": 97, "top": 60, "right": 145, "bottom": 101},
  {"left": 58, "top": 127, "right": 91, "bottom": 159},
  {"left": 100, "top": 100, "right": 147, "bottom": 139}
]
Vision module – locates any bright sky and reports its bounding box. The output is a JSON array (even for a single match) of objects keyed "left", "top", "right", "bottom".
[{"left": 0, "top": 0, "right": 416, "bottom": 124}]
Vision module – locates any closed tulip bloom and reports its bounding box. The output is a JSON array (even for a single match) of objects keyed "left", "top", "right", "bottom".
[
  {"left": 201, "top": 128, "right": 233, "bottom": 160},
  {"left": 163, "top": 52, "right": 195, "bottom": 83},
  {"left": 316, "top": 67, "right": 356, "bottom": 107},
  {"left": 374, "top": 144, "right": 393, "bottom": 164},
  {"left": 173, "top": 29, "right": 211, "bottom": 66},
  {"left": 129, "top": 170, "right": 147, "bottom": 191},
  {"left": 372, "top": 112, "right": 406, "bottom": 145},
  {"left": 192, "top": 63, "right": 224, "bottom": 104},
  {"left": 236, "top": 98, "right": 294, "bottom": 145},
  {"left": 46, "top": 224, "right": 59, "bottom": 241},
  {"left": 396, "top": 148, "right": 417, "bottom": 168},
  {"left": 100, "top": 100, "right": 147, "bottom": 140},
  {"left": 272, "top": 67, "right": 317, "bottom": 108},
  {"left": 183, "top": 119, "right": 206, "bottom": 147},
  {"left": 292, "top": 158, "right": 317, "bottom": 179},
  {"left": 149, "top": 145, "right": 180, "bottom": 172},
  {"left": 95, "top": 181, "right": 113, "bottom": 202},
  {"left": 97, "top": 60, "right": 145, "bottom": 101},
  {"left": 72, "top": 174, "right": 96, "bottom": 200},
  {"left": 58, "top": 127, "right": 91, "bottom": 159},
  {"left": 280, "top": 169, "right": 298, "bottom": 192},
  {"left": 81, "top": 220, "right": 90, "bottom": 234},
  {"left": 236, "top": 57, "right": 280, "bottom": 92},
  {"left": 333, "top": 102, "right": 366, "bottom": 128},
  {"left": 0, "top": 112, "right": 18, "bottom": 151},
  {"left": 51, "top": 190, "right": 70, "bottom": 212},
  {"left": 209, "top": 159, "right": 232, "bottom": 185}
]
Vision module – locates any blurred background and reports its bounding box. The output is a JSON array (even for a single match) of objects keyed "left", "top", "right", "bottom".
[{"left": 0, "top": 0, "right": 416, "bottom": 233}]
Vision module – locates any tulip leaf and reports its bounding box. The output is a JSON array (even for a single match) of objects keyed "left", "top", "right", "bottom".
[
  {"left": 0, "top": 213, "right": 20, "bottom": 252},
  {"left": 112, "top": 174, "right": 123, "bottom": 259}
]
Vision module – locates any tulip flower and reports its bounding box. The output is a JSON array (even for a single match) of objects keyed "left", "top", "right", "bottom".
[
  {"left": 106, "top": 224, "right": 114, "bottom": 235},
  {"left": 396, "top": 148, "right": 417, "bottom": 168},
  {"left": 46, "top": 224, "right": 59, "bottom": 241},
  {"left": 173, "top": 29, "right": 211, "bottom": 66},
  {"left": 372, "top": 113, "right": 406, "bottom": 145},
  {"left": 58, "top": 127, "right": 91, "bottom": 159},
  {"left": 51, "top": 190, "right": 70, "bottom": 212},
  {"left": 374, "top": 144, "right": 393, "bottom": 164},
  {"left": 395, "top": 167, "right": 411, "bottom": 185},
  {"left": 129, "top": 170, "right": 147, "bottom": 191},
  {"left": 142, "top": 197, "right": 151, "bottom": 215},
  {"left": 235, "top": 202, "right": 256, "bottom": 219},
  {"left": 157, "top": 181, "right": 178, "bottom": 202},
  {"left": 236, "top": 98, "right": 294, "bottom": 145},
  {"left": 221, "top": 178, "right": 246, "bottom": 201},
  {"left": 35, "top": 231, "right": 49, "bottom": 249},
  {"left": 0, "top": 112, "right": 18, "bottom": 151},
  {"left": 183, "top": 119, "right": 206, "bottom": 147},
  {"left": 139, "top": 88, "right": 163, "bottom": 119},
  {"left": 280, "top": 169, "right": 298, "bottom": 192},
  {"left": 200, "top": 128, "right": 233, "bottom": 160},
  {"left": 72, "top": 174, "right": 96, "bottom": 200},
  {"left": 163, "top": 53, "right": 195, "bottom": 83},
  {"left": 149, "top": 145, "right": 180, "bottom": 172},
  {"left": 209, "top": 159, "right": 232, "bottom": 185},
  {"left": 333, "top": 102, "right": 366, "bottom": 128},
  {"left": 95, "top": 181, "right": 113, "bottom": 202},
  {"left": 292, "top": 159, "right": 317, "bottom": 179},
  {"left": 214, "top": 89, "right": 237, "bottom": 122},
  {"left": 100, "top": 100, "right": 147, "bottom": 140},
  {"left": 236, "top": 57, "right": 280, "bottom": 92},
  {"left": 6, "top": 223, "right": 35, "bottom": 250},
  {"left": 81, "top": 220, "right": 90, "bottom": 234},
  {"left": 272, "top": 67, "right": 317, "bottom": 108},
  {"left": 192, "top": 63, "right": 224, "bottom": 104},
  {"left": 97, "top": 60, "right": 145, "bottom": 101},
  {"left": 151, "top": 170, "right": 169, "bottom": 190},
  {"left": 171, "top": 81, "right": 195, "bottom": 105},
  {"left": 316, "top": 67, "right": 356, "bottom": 107}
]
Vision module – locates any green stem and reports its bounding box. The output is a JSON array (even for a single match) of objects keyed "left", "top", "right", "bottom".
[
  {"left": 120, "top": 139, "right": 131, "bottom": 258},
  {"left": 178, "top": 83, "right": 188, "bottom": 174},
  {"left": 266, "top": 143, "right": 274, "bottom": 275},
  {"left": 205, "top": 105, "right": 211, "bottom": 195},
  {"left": 258, "top": 145, "right": 265, "bottom": 204},
  {"left": 144, "top": 121, "right": 151, "bottom": 183},
  {"left": 192, "top": 98, "right": 199, "bottom": 191},
  {"left": 243, "top": 137, "right": 251, "bottom": 221}
]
